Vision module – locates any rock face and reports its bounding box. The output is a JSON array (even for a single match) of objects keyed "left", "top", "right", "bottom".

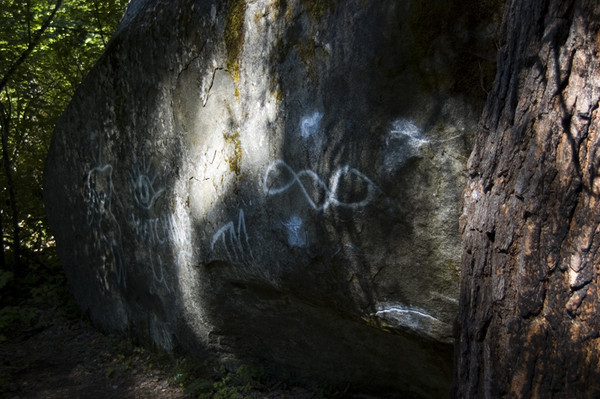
[{"left": 44, "top": 0, "right": 499, "bottom": 397}]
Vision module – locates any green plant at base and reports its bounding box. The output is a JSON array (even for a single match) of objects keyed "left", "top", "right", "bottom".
[
  {"left": 0, "top": 253, "right": 84, "bottom": 343},
  {"left": 171, "top": 355, "right": 267, "bottom": 399},
  {"left": 0, "top": 305, "right": 40, "bottom": 343},
  {"left": 0, "top": 270, "right": 13, "bottom": 290}
]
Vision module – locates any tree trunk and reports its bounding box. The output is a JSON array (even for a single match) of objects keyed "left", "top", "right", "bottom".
[
  {"left": 0, "top": 189, "right": 5, "bottom": 271},
  {"left": 0, "top": 0, "right": 62, "bottom": 272},
  {"left": 0, "top": 100, "right": 20, "bottom": 271},
  {"left": 454, "top": 0, "right": 600, "bottom": 397}
]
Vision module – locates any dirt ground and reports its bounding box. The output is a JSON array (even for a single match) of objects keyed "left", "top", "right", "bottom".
[
  {"left": 0, "top": 318, "right": 189, "bottom": 399},
  {"left": 0, "top": 317, "right": 319, "bottom": 399}
]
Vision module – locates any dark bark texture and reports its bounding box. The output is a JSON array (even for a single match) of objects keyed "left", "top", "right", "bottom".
[{"left": 454, "top": 0, "right": 600, "bottom": 397}]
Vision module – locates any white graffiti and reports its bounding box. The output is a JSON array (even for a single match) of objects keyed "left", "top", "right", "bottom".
[
  {"left": 300, "top": 111, "right": 323, "bottom": 139},
  {"left": 130, "top": 158, "right": 164, "bottom": 210},
  {"left": 147, "top": 209, "right": 191, "bottom": 293},
  {"left": 389, "top": 118, "right": 429, "bottom": 145},
  {"left": 151, "top": 255, "right": 171, "bottom": 293},
  {"left": 84, "top": 163, "right": 126, "bottom": 287},
  {"left": 83, "top": 154, "right": 194, "bottom": 293},
  {"left": 282, "top": 215, "right": 307, "bottom": 248},
  {"left": 262, "top": 160, "right": 378, "bottom": 210},
  {"left": 373, "top": 303, "right": 453, "bottom": 343},
  {"left": 384, "top": 118, "right": 431, "bottom": 172},
  {"left": 128, "top": 159, "right": 189, "bottom": 293},
  {"left": 130, "top": 211, "right": 189, "bottom": 247},
  {"left": 211, "top": 209, "right": 253, "bottom": 263},
  {"left": 130, "top": 215, "right": 169, "bottom": 246},
  {"left": 85, "top": 164, "right": 116, "bottom": 225}
]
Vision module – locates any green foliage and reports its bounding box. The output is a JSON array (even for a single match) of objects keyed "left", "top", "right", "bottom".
[
  {"left": 0, "top": 269, "right": 13, "bottom": 290},
  {"left": 0, "top": 305, "right": 39, "bottom": 342},
  {"left": 0, "top": 256, "right": 81, "bottom": 342},
  {"left": 171, "top": 356, "right": 268, "bottom": 399},
  {"left": 105, "top": 366, "right": 115, "bottom": 378},
  {"left": 0, "top": 0, "right": 128, "bottom": 268}
]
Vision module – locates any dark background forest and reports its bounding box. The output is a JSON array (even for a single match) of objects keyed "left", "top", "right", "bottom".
[{"left": 0, "top": 0, "right": 128, "bottom": 337}]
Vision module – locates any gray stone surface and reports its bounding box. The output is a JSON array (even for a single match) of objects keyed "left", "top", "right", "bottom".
[{"left": 44, "top": 0, "right": 498, "bottom": 397}]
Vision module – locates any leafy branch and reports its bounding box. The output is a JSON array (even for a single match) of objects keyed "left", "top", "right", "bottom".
[
  {"left": 0, "top": 0, "right": 63, "bottom": 92},
  {"left": 0, "top": 0, "right": 62, "bottom": 272}
]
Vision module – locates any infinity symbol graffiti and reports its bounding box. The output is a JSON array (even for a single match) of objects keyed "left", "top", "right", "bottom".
[{"left": 262, "top": 160, "right": 378, "bottom": 211}]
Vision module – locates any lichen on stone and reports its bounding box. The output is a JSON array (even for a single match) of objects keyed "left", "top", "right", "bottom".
[
  {"left": 223, "top": 131, "right": 242, "bottom": 180},
  {"left": 299, "top": 0, "right": 335, "bottom": 22},
  {"left": 296, "top": 37, "right": 318, "bottom": 72},
  {"left": 225, "top": 0, "right": 247, "bottom": 95}
]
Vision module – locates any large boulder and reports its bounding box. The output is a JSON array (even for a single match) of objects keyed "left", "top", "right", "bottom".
[{"left": 44, "top": 0, "right": 499, "bottom": 397}]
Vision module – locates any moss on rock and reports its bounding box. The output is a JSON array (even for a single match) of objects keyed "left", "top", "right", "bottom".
[
  {"left": 223, "top": 131, "right": 242, "bottom": 180},
  {"left": 225, "top": 0, "right": 247, "bottom": 92}
]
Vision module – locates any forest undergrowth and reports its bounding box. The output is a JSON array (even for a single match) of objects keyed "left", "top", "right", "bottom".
[{"left": 0, "top": 250, "right": 326, "bottom": 399}]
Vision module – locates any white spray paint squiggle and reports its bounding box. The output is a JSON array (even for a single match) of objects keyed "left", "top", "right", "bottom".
[
  {"left": 300, "top": 111, "right": 323, "bottom": 139},
  {"left": 282, "top": 214, "right": 307, "bottom": 248},
  {"left": 130, "top": 158, "right": 165, "bottom": 210},
  {"left": 211, "top": 209, "right": 254, "bottom": 263},
  {"left": 84, "top": 163, "right": 126, "bottom": 288},
  {"left": 263, "top": 160, "right": 378, "bottom": 210}
]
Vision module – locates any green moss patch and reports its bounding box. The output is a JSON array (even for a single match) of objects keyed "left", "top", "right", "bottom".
[
  {"left": 223, "top": 131, "right": 242, "bottom": 180},
  {"left": 225, "top": 0, "right": 247, "bottom": 90}
]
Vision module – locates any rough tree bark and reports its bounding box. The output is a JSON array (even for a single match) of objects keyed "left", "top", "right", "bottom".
[{"left": 453, "top": 0, "right": 600, "bottom": 397}]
